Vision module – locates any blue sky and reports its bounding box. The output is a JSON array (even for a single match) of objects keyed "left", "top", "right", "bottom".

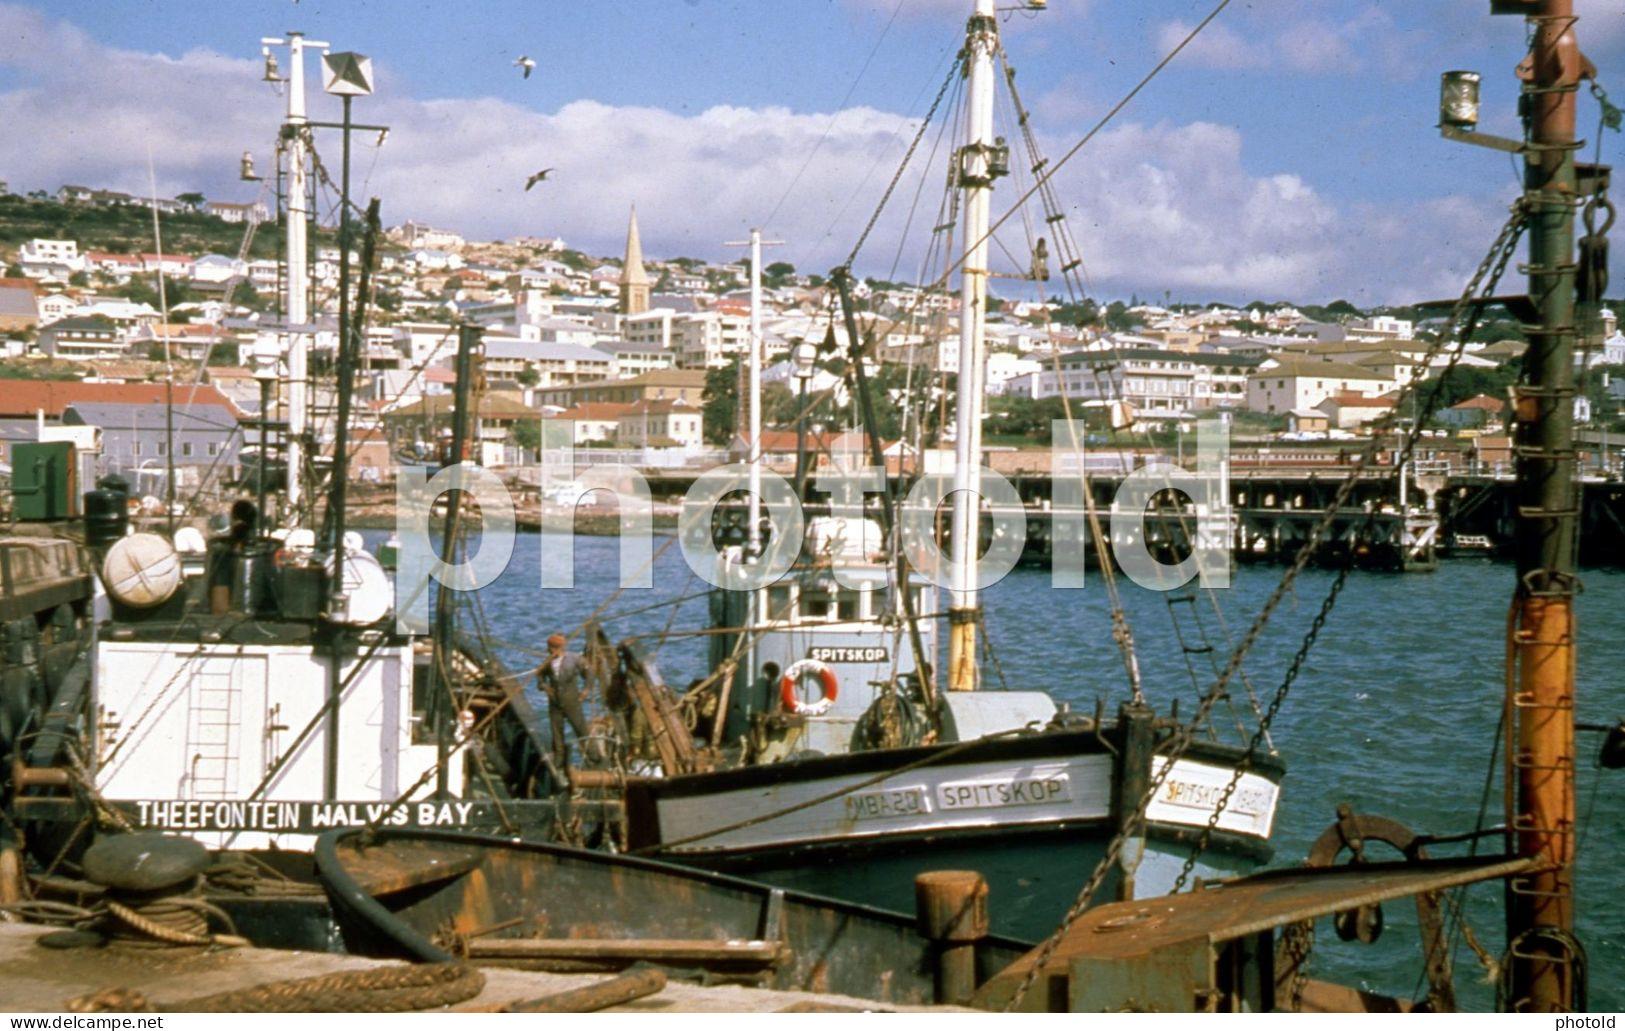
[{"left": 3, "top": 1, "right": 1622, "bottom": 306}]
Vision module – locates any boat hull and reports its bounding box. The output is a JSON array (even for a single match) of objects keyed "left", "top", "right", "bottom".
[
  {"left": 624, "top": 730, "right": 1283, "bottom": 942},
  {"left": 314, "top": 828, "right": 1032, "bottom": 1006}
]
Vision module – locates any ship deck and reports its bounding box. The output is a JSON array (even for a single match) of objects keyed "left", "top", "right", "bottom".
[{"left": 0, "top": 923, "right": 955, "bottom": 1013}]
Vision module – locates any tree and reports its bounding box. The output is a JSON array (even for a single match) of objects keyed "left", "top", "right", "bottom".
[
  {"left": 176, "top": 192, "right": 206, "bottom": 210},
  {"left": 1431, "top": 361, "right": 1519, "bottom": 412},
  {"left": 764, "top": 261, "right": 796, "bottom": 288},
  {"left": 702, "top": 358, "right": 741, "bottom": 445},
  {"left": 516, "top": 365, "right": 541, "bottom": 388},
  {"left": 511, "top": 418, "right": 541, "bottom": 457},
  {"left": 1104, "top": 300, "right": 1137, "bottom": 332}
]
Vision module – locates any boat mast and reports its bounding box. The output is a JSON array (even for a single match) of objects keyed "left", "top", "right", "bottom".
[
  {"left": 946, "top": 0, "right": 1000, "bottom": 692},
  {"left": 1506, "top": 0, "right": 1586, "bottom": 1012},
  {"left": 266, "top": 31, "right": 324, "bottom": 524}
]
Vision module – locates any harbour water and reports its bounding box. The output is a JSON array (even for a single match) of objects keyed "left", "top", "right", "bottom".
[{"left": 469, "top": 530, "right": 1624, "bottom": 1012}]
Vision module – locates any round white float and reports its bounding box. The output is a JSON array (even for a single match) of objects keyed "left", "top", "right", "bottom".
[{"left": 102, "top": 533, "right": 182, "bottom": 608}]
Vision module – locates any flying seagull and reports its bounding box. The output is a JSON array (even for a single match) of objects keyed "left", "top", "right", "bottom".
[
  {"left": 514, "top": 56, "right": 536, "bottom": 79},
  {"left": 525, "top": 168, "right": 554, "bottom": 191}
]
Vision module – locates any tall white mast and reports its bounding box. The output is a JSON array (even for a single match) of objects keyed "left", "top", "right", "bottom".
[
  {"left": 265, "top": 31, "right": 327, "bottom": 520},
  {"left": 947, "top": 0, "right": 999, "bottom": 692},
  {"left": 725, "top": 227, "right": 780, "bottom": 557},
  {"left": 747, "top": 228, "right": 763, "bottom": 556}
]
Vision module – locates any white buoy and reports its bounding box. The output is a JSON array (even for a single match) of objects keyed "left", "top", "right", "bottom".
[
  {"left": 102, "top": 533, "right": 182, "bottom": 608},
  {"left": 328, "top": 548, "right": 392, "bottom": 624}
]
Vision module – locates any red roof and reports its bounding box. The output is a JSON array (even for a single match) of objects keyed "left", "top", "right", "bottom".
[
  {"left": 0, "top": 278, "right": 39, "bottom": 294},
  {"left": 750, "top": 429, "right": 865, "bottom": 453},
  {"left": 0, "top": 379, "right": 241, "bottom": 419},
  {"left": 1450, "top": 394, "right": 1505, "bottom": 412}
]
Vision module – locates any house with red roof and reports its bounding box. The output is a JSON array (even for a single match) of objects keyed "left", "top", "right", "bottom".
[{"left": 1438, "top": 393, "right": 1507, "bottom": 431}]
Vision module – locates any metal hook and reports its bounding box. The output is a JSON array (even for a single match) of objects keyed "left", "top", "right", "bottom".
[{"left": 1582, "top": 195, "right": 1616, "bottom": 238}]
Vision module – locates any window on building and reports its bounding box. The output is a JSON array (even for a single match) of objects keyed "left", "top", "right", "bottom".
[
  {"left": 156, "top": 442, "right": 167, "bottom": 456},
  {"left": 182, "top": 442, "right": 193, "bottom": 457}
]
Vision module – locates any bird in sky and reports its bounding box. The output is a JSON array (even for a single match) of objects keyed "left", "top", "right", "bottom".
[
  {"left": 525, "top": 168, "right": 554, "bottom": 191},
  {"left": 514, "top": 56, "right": 536, "bottom": 79}
]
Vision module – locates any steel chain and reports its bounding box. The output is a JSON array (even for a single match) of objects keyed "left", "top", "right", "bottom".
[
  {"left": 1161, "top": 200, "right": 1530, "bottom": 898},
  {"left": 845, "top": 57, "right": 962, "bottom": 269},
  {"left": 1001, "top": 203, "right": 1528, "bottom": 1012}
]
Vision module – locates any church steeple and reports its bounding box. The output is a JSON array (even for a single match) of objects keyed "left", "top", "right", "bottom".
[{"left": 620, "top": 205, "right": 651, "bottom": 316}]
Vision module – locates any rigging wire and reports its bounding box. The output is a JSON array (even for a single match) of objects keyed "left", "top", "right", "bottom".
[
  {"left": 843, "top": 55, "right": 964, "bottom": 270},
  {"left": 761, "top": 0, "right": 910, "bottom": 232}
]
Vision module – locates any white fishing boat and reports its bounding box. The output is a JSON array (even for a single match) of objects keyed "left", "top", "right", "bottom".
[{"left": 570, "top": 0, "right": 1285, "bottom": 943}]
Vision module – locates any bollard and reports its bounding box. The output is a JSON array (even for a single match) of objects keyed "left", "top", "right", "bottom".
[{"left": 915, "top": 870, "right": 989, "bottom": 1005}]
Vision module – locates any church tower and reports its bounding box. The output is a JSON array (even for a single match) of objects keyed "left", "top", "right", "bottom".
[{"left": 619, "top": 205, "right": 651, "bottom": 316}]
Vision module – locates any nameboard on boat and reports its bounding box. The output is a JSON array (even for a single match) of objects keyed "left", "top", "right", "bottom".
[
  {"left": 936, "top": 773, "right": 1072, "bottom": 811},
  {"left": 806, "top": 646, "right": 889, "bottom": 663},
  {"left": 118, "top": 799, "right": 531, "bottom": 833}
]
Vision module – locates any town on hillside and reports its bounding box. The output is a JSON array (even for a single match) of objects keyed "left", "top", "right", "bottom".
[{"left": 1, "top": 181, "right": 1623, "bottom": 508}]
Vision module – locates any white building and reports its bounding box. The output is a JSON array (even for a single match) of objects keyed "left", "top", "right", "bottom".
[
  {"left": 482, "top": 338, "right": 613, "bottom": 387},
  {"left": 1247, "top": 359, "right": 1395, "bottom": 414},
  {"left": 19, "top": 239, "right": 82, "bottom": 270},
  {"left": 617, "top": 397, "right": 704, "bottom": 450},
  {"left": 671, "top": 311, "right": 750, "bottom": 369}
]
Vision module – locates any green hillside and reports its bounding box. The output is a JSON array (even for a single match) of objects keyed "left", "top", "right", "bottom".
[{"left": 0, "top": 194, "right": 310, "bottom": 260}]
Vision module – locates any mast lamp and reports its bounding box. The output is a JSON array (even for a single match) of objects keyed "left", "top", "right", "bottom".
[
  {"left": 1439, "top": 70, "right": 1525, "bottom": 153},
  {"left": 1440, "top": 71, "right": 1480, "bottom": 129}
]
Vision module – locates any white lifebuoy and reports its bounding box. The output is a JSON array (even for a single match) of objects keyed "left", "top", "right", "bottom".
[{"left": 780, "top": 659, "right": 839, "bottom": 717}]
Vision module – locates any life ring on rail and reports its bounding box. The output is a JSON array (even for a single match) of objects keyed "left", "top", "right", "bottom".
[{"left": 780, "top": 659, "right": 839, "bottom": 717}]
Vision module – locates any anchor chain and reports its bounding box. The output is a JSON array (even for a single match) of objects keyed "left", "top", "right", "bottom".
[
  {"left": 1161, "top": 201, "right": 1532, "bottom": 899},
  {"left": 1002, "top": 202, "right": 1530, "bottom": 1012}
]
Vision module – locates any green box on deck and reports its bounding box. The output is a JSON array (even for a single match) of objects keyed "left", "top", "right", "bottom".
[{"left": 11, "top": 441, "right": 79, "bottom": 521}]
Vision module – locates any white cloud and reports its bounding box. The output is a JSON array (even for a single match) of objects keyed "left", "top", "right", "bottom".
[
  {"left": 0, "top": 3, "right": 1519, "bottom": 307},
  {"left": 1154, "top": 20, "right": 1267, "bottom": 71},
  {"left": 1032, "top": 120, "right": 1504, "bottom": 305}
]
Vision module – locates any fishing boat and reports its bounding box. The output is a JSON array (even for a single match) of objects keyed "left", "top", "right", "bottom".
[
  {"left": 3, "top": 35, "right": 566, "bottom": 932},
  {"left": 314, "top": 826, "right": 1031, "bottom": 1006},
  {"left": 968, "top": 0, "right": 1616, "bottom": 1011},
  {"left": 549, "top": 0, "right": 1285, "bottom": 944}
]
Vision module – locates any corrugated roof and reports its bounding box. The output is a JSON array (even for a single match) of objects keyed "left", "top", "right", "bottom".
[
  {"left": 65, "top": 401, "right": 238, "bottom": 432},
  {"left": 0, "top": 286, "right": 40, "bottom": 319}
]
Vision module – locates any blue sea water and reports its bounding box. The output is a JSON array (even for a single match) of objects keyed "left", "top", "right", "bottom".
[{"left": 469, "top": 532, "right": 1624, "bottom": 1012}]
